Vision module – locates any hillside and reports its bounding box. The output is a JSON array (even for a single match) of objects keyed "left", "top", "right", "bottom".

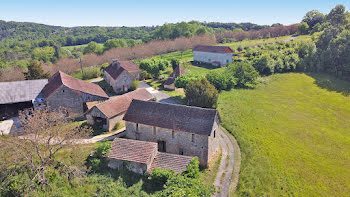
[{"left": 218, "top": 73, "right": 350, "bottom": 196}]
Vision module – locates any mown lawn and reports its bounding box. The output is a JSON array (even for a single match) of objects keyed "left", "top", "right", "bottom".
[{"left": 217, "top": 73, "right": 350, "bottom": 196}]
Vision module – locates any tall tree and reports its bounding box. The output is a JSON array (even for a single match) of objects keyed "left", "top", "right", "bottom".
[
  {"left": 24, "top": 61, "right": 50, "bottom": 80},
  {"left": 302, "top": 10, "right": 324, "bottom": 29},
  {"left": 0, "top": 107, "right": 91, "bottom": 191}
]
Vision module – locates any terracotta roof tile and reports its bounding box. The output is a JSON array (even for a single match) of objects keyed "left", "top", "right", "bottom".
[
  {"left": 123, "top": 100, "right": 218, "bottom": 136},
  {"left": 108, "top": 138, "right": 157, "bottom": 164},
  {"left": 193, "top": 45, "right": 234, "bottom": 53},
  {"left": 94, "top": 88, "right": 153, "bottom": 118},
  {"left": 42, "top": 71, "right": 108, "bottom": 98},
  {"left": 150, "top": 152, "right": 193, "bottom": 173}
]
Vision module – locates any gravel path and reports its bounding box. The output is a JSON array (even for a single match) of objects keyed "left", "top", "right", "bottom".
[
  {"left": 213, "top": 128, "right": 235, "bottom": 197},
  {"left": 139, "top": 82, "right": 180, "bottom": 104}
]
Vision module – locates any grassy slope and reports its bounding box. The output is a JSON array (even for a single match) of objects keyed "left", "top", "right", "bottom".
[
  {"left": 62, "top": 43, "right": 104, "bottom": 50},
  {"left": 219, "top": 35, "right": 312, "bottom": 50},
  {"left": 217, "top": 73, "right": 350, "bottom": 196}
]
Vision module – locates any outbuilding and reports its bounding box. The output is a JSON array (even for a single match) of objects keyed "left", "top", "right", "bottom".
[
  {"left": 41, "top": 71, "right": 108, "bottom": 118},
  {"left": 123, "top": 100, "right": 221, "bottom": 167},
  {"left": 86, "top": 88, "right": 153, "bottom": 131},
  {"left": 193, "top": 45, "right": 234, "bottom": 66},
  {"left": 163, "top": 65, "right": 185, "bottom": 90},
  {"left": 0, "top": 79, "right": 48, "bottom": 120},
  {"left": 108, "top": 138, "right": 193, "bottom": 175},
  {"left": 104, "top": 60, "right": 141, "bottom": 94}
]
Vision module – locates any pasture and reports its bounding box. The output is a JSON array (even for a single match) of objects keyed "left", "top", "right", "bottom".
[{"left": 217, "top": 73, "right": 350, "bottom": 196}]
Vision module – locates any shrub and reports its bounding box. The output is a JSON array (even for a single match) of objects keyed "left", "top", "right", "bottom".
[
  {"left": 174, "top": 74, "right": 203, "bottom": 88},
  {"left": 87, "top": 141, "right": 111, "bottom": 172},
  {"left": 206, "top": 71, "right": 237, "bottom": 91},
  {"left": 184, "top": 78, "right": 218, "bottom": 108},
  {"left": 148, "top": 169, "right": 174, "bottom": 190},
  {"left": 170, "top": 59, "right": 180, "bottom": 70},
  {"left": 130, "top": 80, "right": 140, "bottom": 91},
  {"left": 24, "top": 61, "right": 50, "bottom": 80},
  {"left": 182, "top": 158, "right": 200, "bottom": 179},
  {"left": 227, "top": 62, "right": 259, "bottom": 88},
  {"left": 82, "top": 66, "right": 102, "bottom": 80},
  {"left": 252, "top": 55, "right": 275, "bottom": 75}
]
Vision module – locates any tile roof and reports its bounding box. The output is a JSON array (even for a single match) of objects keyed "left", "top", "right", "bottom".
[
  {"left": 104, "top": 61, "right": 140, "bottom": 80},
  {"left": 0, "top": 79, "right": 48, "bottom": 104},
  {"left": 93, "top": 88, "right": 153, "bottom": 118},
  {"left": 123, "top": 100, "right": 218, "bottom": 136},
  {"left": 150, "top": 152, "right": 193, "bottom": 173},
  {"left": 193, "top": 45, "right": 234, "bottom": 53},
  {"left": 108, "top": 138, "right": 157, "bottom": 164},
  {"left": 42, "top": 71, "right": 108, "bottom": 99},
  {"left": 164, "top": 65, "right": 185, "bottom": 86}
]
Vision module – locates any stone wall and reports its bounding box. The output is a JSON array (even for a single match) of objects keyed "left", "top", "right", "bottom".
[
  {"left": 46, "top": 85, "right": 107, "bottom": 118},
  {"left": 193, "top": 51, "right": 233, "bottom": 66},
  {"left": 107, "top": 113, "right": 124, "bottom": 131},
  {"left": 125, "top": 122, "right": 210, "bottom": 167},
  {"left": 208, "top": 116, "right": 220, "bottom": 160},
  {"left": 113, "top": 72, "right": 135, "bottom": 94}
]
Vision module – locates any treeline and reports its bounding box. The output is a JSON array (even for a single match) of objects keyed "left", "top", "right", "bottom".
[
  {"left": 201, "top": 22, "right": 269, "bottom": 31},
  {"left": 297, "top": 5, "right": 350, "bottom": 77}
]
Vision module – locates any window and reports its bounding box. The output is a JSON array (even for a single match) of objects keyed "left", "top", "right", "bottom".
[
  {"left": 62, "top": 89, "right": 65, "bottom": 93},
  {"left": 191, "top": 134, "right": 195, "bottom": 143},
  {"left": 153, "top": 127, "right": 157, "bottom": 135},
  {"left": 226, "top": 59, "right": 229, "bottom": 63},
  {"left": 179, "top": 148, "right": 184, "bottom": 155},
  {"left": 172, "top": 130, "right": 175, "bottom": 138},
  {"left": 214, "top": 130, "right": 216, "bottom": 138},
  {"left": 136, "top": 123, "right": 139, "bottom": 131}
]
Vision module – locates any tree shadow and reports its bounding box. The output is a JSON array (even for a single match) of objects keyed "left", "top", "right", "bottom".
[
  {"left": 306, "top": 72, "right": 350, "bottom": 96},
  {"left": 188, "top": 61, "right": 221, "bottom": 70}
]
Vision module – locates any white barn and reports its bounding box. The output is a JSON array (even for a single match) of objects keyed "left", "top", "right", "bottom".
[{"left": 193, "top": 45, "right": 234, "bottom": 67}]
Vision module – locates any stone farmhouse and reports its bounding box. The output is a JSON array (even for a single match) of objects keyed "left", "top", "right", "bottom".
[
  {"left": 0, "top": 79, "right": 48, "bottom": 120},
  {"left": 123, "top": 100, "right": 220, "bottom": 167},
  {"left": 193, "top": 45, "right": 234, "bottom": 66},
  {"left": 163, "top": 65, "right": 185, "bottom": 90},
  {"left": 104, "top": 60, "right": 141, "bottom": 94},
  {"left": 40, "top": 71, "right": 108, "bottom": 117},
  {"left": 86, "top": 88, "right": 153, "bottom": 131},
  {"left": 108, "top": 138, "right": 193, "bottom": 174}
]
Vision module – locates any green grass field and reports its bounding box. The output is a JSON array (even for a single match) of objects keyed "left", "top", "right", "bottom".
[
  {"left": 219, "top": 35, "right": 312, "bottom": 50},
  {"left": 217, "top": 73, "right": 350, "bottom": 196}
]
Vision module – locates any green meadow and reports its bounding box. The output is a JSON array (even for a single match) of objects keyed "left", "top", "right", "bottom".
[{"left": 217, "top": 73, "right": 350, "bottom": 196}]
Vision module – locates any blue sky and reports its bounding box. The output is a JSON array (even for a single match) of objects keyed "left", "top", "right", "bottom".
[{"left": 1, "top": 0, "right": 349, "bottom": 27}]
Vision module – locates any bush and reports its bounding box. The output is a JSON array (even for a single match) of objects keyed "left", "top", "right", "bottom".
[
  {"left": 170, "top": 59, "right": 180, "bottom": 70},
  {"left": 87, "top": 141, "right": 111, "bottom": 172},
  {"left": 184, "top": 78, "right": 218, "bottom": 108},
  {"left": 130, "top": 80, "right": 140, "bottom": 91},
  {"left": 206, "top": 71, "right": 237, "bottom": 91},
  {"left": 82, "top": 66, "right": 102, "bottom": 80},
  {"left": 252, "top": 55, "right": 275, "bottom": 75},
  {"left": 148, "top": 169, "right": 174, "bottom": 190},
  {"left": 227, "top": 62, "right": 259, "bottom": 88},
  {"left": 182, "top": 158, "right": 200, "bottom": 179},
  {"left": 174, "top": 74, "right": 203, "bottom": 88}
]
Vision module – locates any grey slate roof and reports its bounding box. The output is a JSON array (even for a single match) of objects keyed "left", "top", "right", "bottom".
[
  {"left": 0, "top": 79, "right": 48, "bottom": 104},
  {"left": 123, "top": 100, "right": 218, "bottom": 136}
]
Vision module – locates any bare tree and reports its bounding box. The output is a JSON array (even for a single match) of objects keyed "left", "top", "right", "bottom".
[{"left": 0, "top": 107, "right": 91, "bottom": 190}]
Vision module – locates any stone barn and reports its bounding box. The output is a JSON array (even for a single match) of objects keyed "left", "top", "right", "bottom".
[
  {"left": 123, "top": 100, "right": 221, "bottom": 167},
  {"left": 163, "top": 65, "right": 185, "bottom": 90},
  {"left": 193, "top": 45, "right": 234, "bottom": 66},
  {"left": 86, "top": 88, "right": 153, "bottom": 131},
  {"left": 41, "top": 71, "right": 108, "bottom": 118},
  {"left": 104, "top": 60, "right": 141, "bottom": 94},
  {"left": 108, "top": 138, "right": 193, "bottom": 175},
  {"left": 0, "top": 79, "right": 48, "bottom": 120}
]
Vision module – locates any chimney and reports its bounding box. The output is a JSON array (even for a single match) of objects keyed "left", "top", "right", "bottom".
[{"left": 112, "top": 59, "right": 120, "bottom": 68}]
